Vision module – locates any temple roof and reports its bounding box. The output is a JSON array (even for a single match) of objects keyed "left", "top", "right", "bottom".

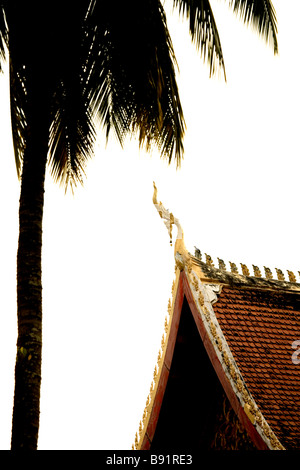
[
  {"left": 132, "top": 184, "right": 300, "bottom": 450},
  {"left": 212, "top": 284, "right": 300, "bottom": 449}
]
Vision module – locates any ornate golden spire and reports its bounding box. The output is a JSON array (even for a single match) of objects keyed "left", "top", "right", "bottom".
[
  {"left": 264, "top": 267, "right": 273, "bottom": 280},
  {"left": 229, "top": 261, "right": 238, "bottom": 274},
  {"left": 240, "top": 263, "right": 250, "bottom": 276},
  {"left": 218, "top": 258, "right": 226, "bottom": 271},
  {"left": 152, "top": 182, "right": 185, "bottom": 255},
  {"left": 253, "top": 265, "right": 262, "bottom": 278},
  {"left": 275, "top": 268, "right": 285, "bottom": 281},
  {"left": 287, "top": 270, "right": 297, "bottom": 283},
  {"left": 205, "top": 253, "right": 214, "bottom": 267}
]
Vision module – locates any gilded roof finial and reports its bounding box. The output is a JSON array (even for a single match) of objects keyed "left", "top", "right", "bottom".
[
  {"left": 218, "top": 258, "right": 226, "bottom": 271},
  {"left": 157, "top": 349, "right": 162, "bottom": 364},
  {"left": 164, "top": 316, "right": 168, "bottom": 334},
  {"left": 275, "top": 268, "right": 285, "bottom": 281},
  {"left": 240, "top": 263, "right": 250, "bottom": 276},
  {"left": 205, "top": 253, "right": 214, "bottom": 267},
  {"left": 229, "top": 261, "right": 238, "bottom": 274},
  {"left": 139, "top": 420, "right": 143, "bottom": 438},
  {"left": 287, "top": 270, "right": 297, "bottom": 283},
  {"left": 153, "top": 365, "right": 158, "bottom": 382},
  {"left": 194, "top": 246, "right": 202, "bottom": 260},
  {"left": 253, "top": 265, "right": 262, "bottom": 278},
  {"left": 264, "top": 266, "right": 273, "bottom": 280}
]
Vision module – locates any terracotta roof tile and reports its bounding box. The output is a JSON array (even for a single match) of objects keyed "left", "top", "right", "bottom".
[{"left": 213, "top": 285, "right": 300, "bottom": 449}]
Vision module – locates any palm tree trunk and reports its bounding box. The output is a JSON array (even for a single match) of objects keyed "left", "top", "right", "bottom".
[{"left": 11, "top": 72, "right": 49, "bottom": 450}]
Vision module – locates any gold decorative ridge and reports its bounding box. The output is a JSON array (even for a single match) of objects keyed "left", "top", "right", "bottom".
[{"left": 195, "top": 248, "right": 299, "bottom": 284}]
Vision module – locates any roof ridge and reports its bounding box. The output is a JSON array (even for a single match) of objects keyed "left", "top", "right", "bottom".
[
  {"left": 152, "top": 183, "right": 299, "bottom": 288},
  {"left": 193, "top": 247, "right": 300, "bottom": 286}
]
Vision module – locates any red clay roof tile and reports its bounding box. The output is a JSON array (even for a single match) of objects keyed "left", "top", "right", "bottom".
[{"left": 213, "top": 285, "right": 300, "bottom": 449}]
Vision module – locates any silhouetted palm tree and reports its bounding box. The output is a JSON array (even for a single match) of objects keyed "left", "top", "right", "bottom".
[{"left": 0, "top": 0, "right": 277, "bottom": 450}]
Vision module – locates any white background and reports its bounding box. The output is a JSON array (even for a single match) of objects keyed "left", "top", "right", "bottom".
[{"left": 0, "top": 0, "right": 299, "bottom": 449}]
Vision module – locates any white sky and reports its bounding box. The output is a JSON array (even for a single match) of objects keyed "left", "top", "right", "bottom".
[{"left": 0, "top": 0, "right": 299, "bottom": 450}]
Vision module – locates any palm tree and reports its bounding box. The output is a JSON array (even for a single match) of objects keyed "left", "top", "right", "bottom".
[{"left": 0, "top": 0, "right": 277, "bottom": 450}]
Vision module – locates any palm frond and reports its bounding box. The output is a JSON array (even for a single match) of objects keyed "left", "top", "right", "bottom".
[
  {"left": 0, "top": 4, "right": 7, "bottom": 72},
  {"left": 46, "top": 1, "right": 96, "bottom": 190},
  {"left": 9, "top": 62, "right": 28, "bottom": 178},
  {"left": 48, "top": 19, "right": 96, "bottom": 190},
  {"left": 48, "top": 79, "right": 96, "bottom": 191},
  {"left": 229, "top": 0, "right": 278, "bottom": 54},
  {"left": 85, "top": 0, "right": 185, "bottom": 166},
  {"left": 173, "top": 0, "right": 226, "bottom": 79}
]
